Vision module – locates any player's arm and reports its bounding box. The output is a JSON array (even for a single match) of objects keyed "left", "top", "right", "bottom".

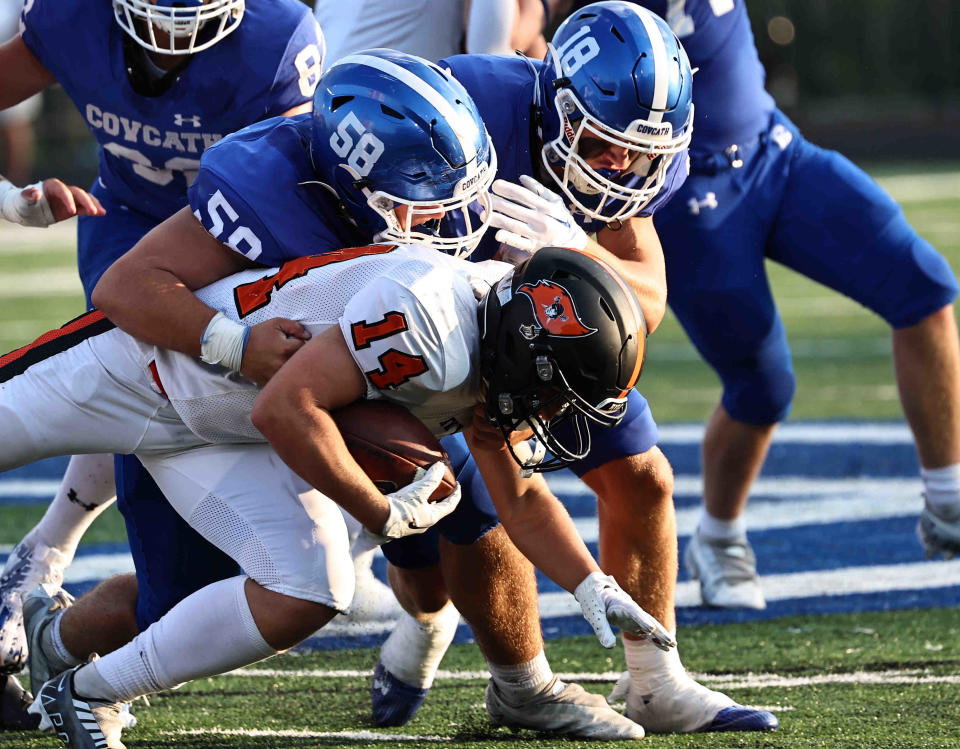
[
  {"left": 0, "top": 37, "right": 54, "bottom": 110},
  {"left": 279, "top": 103, "right": 311, "bottom": 116},
  {"left": 593, "top": 215, "right": 667, "bottom": 332},
  {"left": 487, "top": 176, "right": 667, "bottom": 331},
  {"left": 0, "top": 41, "right": 105, "bottom": 227},
  {"left": 251, "top": 327, "right": 458, "bottom": 539},
  {"left": 92, "top": 207, "right": 310, "bottom": 384},
  {"left": 465, "top": 413, "right": 675, "bottom": 650},
  {"left": 465, "top": 414, "right": 596, "bottom": 592}
]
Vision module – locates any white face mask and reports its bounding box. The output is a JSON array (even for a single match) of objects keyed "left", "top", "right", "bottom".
[{"left": 113, "top": 0, "right": 245, "bottom": 55}]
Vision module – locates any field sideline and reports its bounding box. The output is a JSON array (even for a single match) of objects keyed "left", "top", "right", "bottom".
[{"left": 1, "top": 164, "right": 959, "bottom": 745}]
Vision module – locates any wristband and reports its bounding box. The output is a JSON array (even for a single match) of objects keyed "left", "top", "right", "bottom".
[
  {"left": 0, "top": 179, "right": 55, "bottom": 227},
  {"left": 200, "top": 312, "right": 250, "bottom": 372}
]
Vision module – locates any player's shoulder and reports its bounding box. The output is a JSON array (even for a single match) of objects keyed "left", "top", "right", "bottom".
[
  {"left": 19, "top": 0, "right": 109, "bottom": 43},
  {"left": 201, "top": 114, "right": 313, "bottom": 184},
  {"left": 442, "top": 53, "right": 539, "bottom": 88}
]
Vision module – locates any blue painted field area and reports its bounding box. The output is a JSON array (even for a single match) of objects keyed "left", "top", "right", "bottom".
[{"left": 2, "top": 421, "right": 958, "bottom": 651}]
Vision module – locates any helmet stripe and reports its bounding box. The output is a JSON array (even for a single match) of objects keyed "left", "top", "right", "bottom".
[
  {"left": 623, "top": 5, "right": 670, "bottom": 124},
  {"left": 330, "top": 53, "right": 480, "bottom": 164}
]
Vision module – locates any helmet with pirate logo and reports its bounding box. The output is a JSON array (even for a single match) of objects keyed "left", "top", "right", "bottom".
[{"left": 478, "top": 246, "right": 646, "bottom": 472}]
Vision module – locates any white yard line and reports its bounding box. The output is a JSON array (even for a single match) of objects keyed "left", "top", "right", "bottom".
[
  {"left": 166, "top": 728, "right": 451, "bottom": 742},
  {"left": 228, "top": 666, "right": 960, "bottom": 689}
]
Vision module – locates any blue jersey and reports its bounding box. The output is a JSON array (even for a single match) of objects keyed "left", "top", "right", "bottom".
[
  {"left": 632, "top": 0, "right": 773, "bottom": 155},
  {"left": 441, "top": 54, "right": 688, "bottom": 259},
  {"left": 20, "top": 0, "right": 324, "bottom": 222},
  {"left": 188, "top": 114, "right": 363, "bottom": 265}
]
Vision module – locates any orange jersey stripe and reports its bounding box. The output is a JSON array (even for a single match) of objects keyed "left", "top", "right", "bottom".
[{"left": 0, "top": 310, "right": 115, "bottom": 383}]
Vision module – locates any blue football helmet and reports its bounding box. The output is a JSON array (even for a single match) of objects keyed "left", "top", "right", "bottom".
[
  {"left": 311, "top": 49, "right": 496, "bottom": 258},
  {"left": 542, "top": 1, "right": 693, "bottom": 221},
  {"left": 113, "top": 0, "right": 245, "bottom": 55}
]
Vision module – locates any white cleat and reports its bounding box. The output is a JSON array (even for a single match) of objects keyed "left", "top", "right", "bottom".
[
  {"left": 608, "top": 669, "right": 778, "bottom": 734},
  {"left": 0, "top": 540, "right": 69, "bottom": 674},
  {"left": 684, "top": 530, "right": 766, "bottom": 610},
  {"left": 917, "top": 498, "right": 960, "bottom": 560},
  {"left": 486, "top": 675, "right": 645, "bottom": 740},
  {"left": 30, "top": 660, "right": 127, "bottom": 749}
]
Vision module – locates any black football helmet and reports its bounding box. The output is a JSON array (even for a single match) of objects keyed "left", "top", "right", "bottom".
[{"left": 479, "top": 246, "right": 646, "bottom": 473}]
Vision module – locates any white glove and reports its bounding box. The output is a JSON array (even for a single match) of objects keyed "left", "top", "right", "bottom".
[
  {"left": 487, "top": 175, "right": 589, "bottom": 253},
  {"left": 353, "top": 462, "right": 461, "bottom": 554},
  {"left": 0, "top": 180, "right": 55, "bottom": 227},
  {"left": 574, "top": 571, "right": 676, "bottom": 651}
]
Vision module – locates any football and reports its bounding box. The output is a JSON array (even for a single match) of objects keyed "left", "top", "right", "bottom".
[{"left": 333, "top": 400, "right": 456, "bottom": 502}]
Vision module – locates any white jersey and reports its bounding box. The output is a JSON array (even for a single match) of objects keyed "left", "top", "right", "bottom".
[
  {"left": 315, "top": 0, "right": 465, "bottom": 63},
  {"left": 147, "top": 244, "right": 511, "bottom": 443}
]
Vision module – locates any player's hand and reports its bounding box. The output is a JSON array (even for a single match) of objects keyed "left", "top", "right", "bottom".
[
  {"left": 0, "top": 178, "right": 105, "bottom": 227},
  {"left": 487, "top": 175, "right": 589, "bottom": 253},
  {"left": 354, "top": 463, "right": 461, "bottom": 553},
  {"left": 240, "top": 318, "right": 312, "bottom": 385},
  {"left": 574, "top": 571, "right": 676, "bottom": 651}
]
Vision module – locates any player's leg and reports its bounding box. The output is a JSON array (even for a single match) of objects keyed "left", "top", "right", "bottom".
[
  {"left": 657, "top": 136, "right": 797, "bottom": 610},
  {"left": 0, "top": 323, "right": 181, "bottom": 676},
  {"left": 379, "top": 434, "right": 644, "bottom": 739},
  {"left": 30, "top": 443, "right": 354, "bottom": 745},
  {"left": 572, "top": 396, "right": 776, "bottom": 733},
  {"left": 1, "top": 199, "right": 156, "bottom": 678},
  {"left": 25, "top": 458, "right": 245, "bottom": 695},
  {"left": 764, "top": 114, "right": 960, "bottom": 557},
  {"left": 371, "top": 538, "right": 460, "bottom": 726}
]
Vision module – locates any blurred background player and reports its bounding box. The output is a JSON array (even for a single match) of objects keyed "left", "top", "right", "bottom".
[
  {"left": 315, "top": 0, "right": 551, "bottom": 63},
  {"left": 0, "top": 0, "right": 325, "bottom": 717},
  {"left": 604, "top": 0, "right": 960, "bottom": 610}
]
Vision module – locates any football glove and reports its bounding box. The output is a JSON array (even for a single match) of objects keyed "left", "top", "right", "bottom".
[
  {"left": 574, "top": 571, "right": 676, "bottom": 651},
  {"left": 487, "top": 175, "right": 589, "bottom": 253},
  {"left": 0, "top": 181, "right": 55, "bottom": 228},
  {"left": 353, "top": 462, "right": 461, "bottom": 554}
]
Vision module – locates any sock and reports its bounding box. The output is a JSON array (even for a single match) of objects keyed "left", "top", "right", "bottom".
[
  {"left": 622, "top": 635, "right": 733, "bottom": 733},
  {"left": 921, "top": 463, "right": 960, "bottom": 517},
  {"left": 32, "top": 453, "right": 117, "bottom": 558},
  {"left": 380, "top": 602, "right": 460, "bottom": 689},
  {"left": 623, "top": 633, "right": 683, "bottom": 693},
  {"left": 40, "top": 610, "right": 81, "bottom": 672},
  {"left": 697, "top": 509, "right": 746, "bottom": 541},
  {"left": 75, "top": 576, "right": 275, "bottom": 703},
  {"left": 487, "top": 650, "right": 553, "bottom": 702}
]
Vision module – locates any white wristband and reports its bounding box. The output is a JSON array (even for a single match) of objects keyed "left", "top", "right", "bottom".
[
  {"left": 0, "top": 179, "right": 55, "bottom": 227},
  {"left": 200, "top": 312, "right": 250, "bottom": 372}
]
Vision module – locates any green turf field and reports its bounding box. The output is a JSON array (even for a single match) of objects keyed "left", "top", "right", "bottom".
[{"left": 6, "top": 608, "right": 959, "bottom": 747}]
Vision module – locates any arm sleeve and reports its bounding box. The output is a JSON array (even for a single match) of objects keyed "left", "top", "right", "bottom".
[
  {"left": 266, "top": 13, "right": 327, "bottom": 117},
  {"left": 465, "top": 0, "right": 515, "bottom": 54}
]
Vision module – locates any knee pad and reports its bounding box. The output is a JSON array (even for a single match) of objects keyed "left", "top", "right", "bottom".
[{"left": 721, "top": 362, "right": 796, "bottom": 425}]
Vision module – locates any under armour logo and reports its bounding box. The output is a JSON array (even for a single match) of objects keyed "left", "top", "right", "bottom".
[
  {"left": 173, "top": 113, "right": 202, "bottom": 128},
  {"left": 687, "top": 192, "right": 718, "bottom": 215},
  {"left": 373, "top": 676, "right": 390, "bottom": 696}
]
